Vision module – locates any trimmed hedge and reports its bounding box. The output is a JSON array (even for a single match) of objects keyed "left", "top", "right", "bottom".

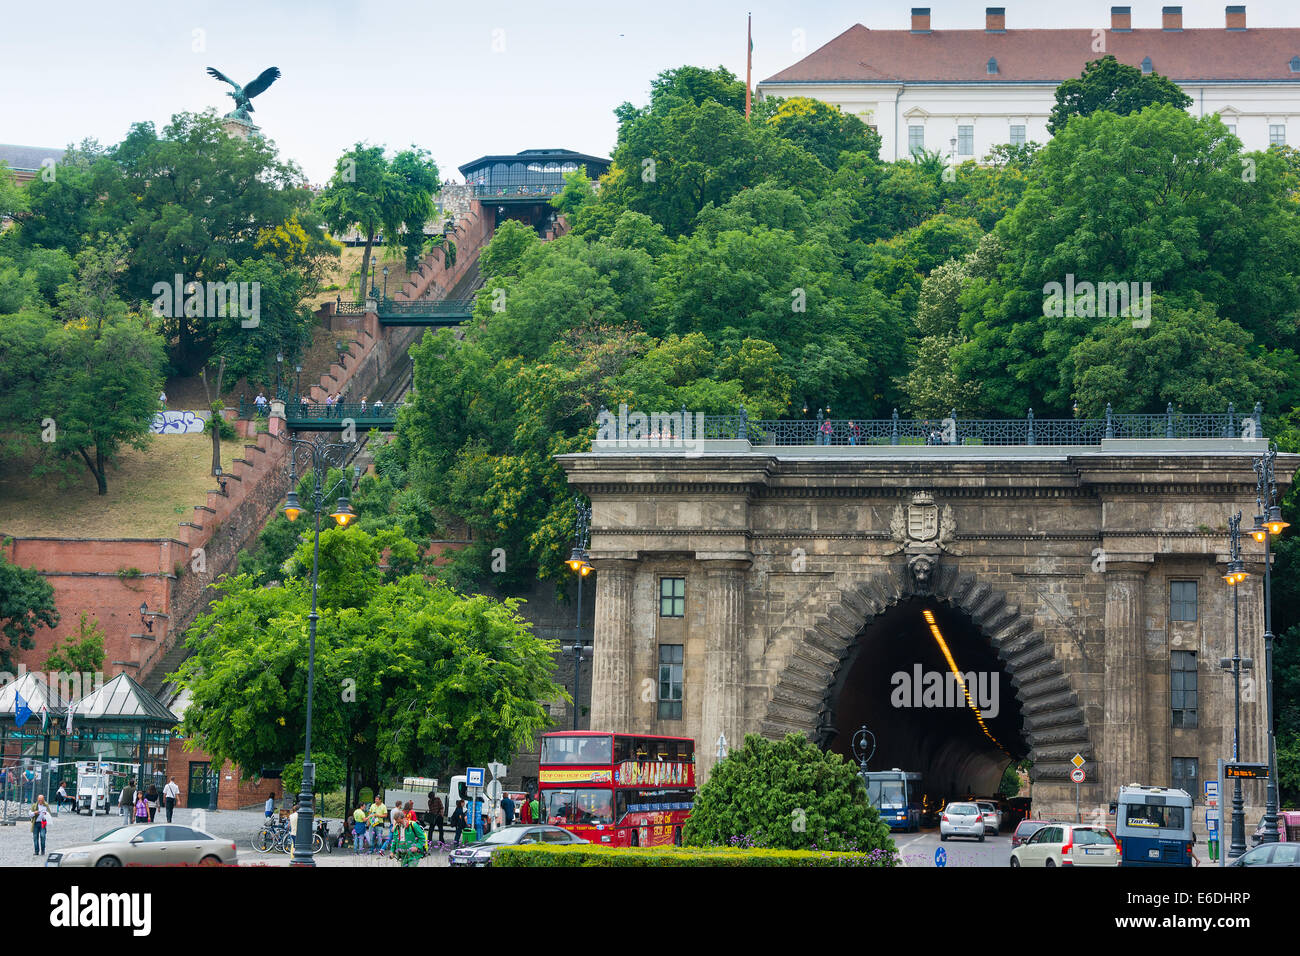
[{"left": 492, "top": 844, "right": 889, "bottom": 867}]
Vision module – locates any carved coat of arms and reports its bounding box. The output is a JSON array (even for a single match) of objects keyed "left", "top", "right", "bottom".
[{"left": 887, "top": 491, "right": 958, "bottom": 554}]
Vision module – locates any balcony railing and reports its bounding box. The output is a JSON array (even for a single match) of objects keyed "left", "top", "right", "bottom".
[
  {"left": 471, "top": 183, "right": 564, "bottom": 199},
  {"left": 597, "top": 403, "right": 1266, "bottom": 447}
]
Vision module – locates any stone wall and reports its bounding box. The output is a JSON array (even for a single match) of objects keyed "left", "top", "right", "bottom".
[{"left": 560, "top": 438, "right": 1295, "bottom": 828}]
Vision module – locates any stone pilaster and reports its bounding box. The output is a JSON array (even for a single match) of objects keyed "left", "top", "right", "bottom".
[
  {"left": 699, "top": 562, "right": 748, "bottom": 782},
  {"left": 1103, "top": 563, "right": 1149, "bottom": 791},
  {"left": 589, "top": 559, "right": 636, "bottom": 732}
]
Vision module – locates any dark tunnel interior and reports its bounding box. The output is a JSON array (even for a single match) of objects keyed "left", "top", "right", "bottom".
[{"left": 825, "top": 598, "right": 1029, "bottom": 802}]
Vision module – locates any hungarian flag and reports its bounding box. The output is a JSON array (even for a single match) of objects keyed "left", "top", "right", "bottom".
[{"left": 14, "top": 693, "right": 30, "bottom": 727}]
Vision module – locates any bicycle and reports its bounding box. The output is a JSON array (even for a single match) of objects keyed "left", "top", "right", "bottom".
[{"left": 280, "top": 829, "right": 325, "bottom": 854}]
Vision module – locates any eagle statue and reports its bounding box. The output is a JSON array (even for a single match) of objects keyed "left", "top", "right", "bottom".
[{"left": 206, "top": 66, "right": 281, "bottom": 121}]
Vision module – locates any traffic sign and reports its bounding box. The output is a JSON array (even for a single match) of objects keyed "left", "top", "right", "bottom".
[
  {"left": 1204, "top": 780, "right": 1219, "bottom": 800},
  {"left": 1071, "top": 768, "right": 1086, "bottom": 783},
  {"left": 1206, "top": 809, "right": 1220, "bottom": 833},
  {"left": 935, "top": 846, "right": 947, "bottom": 868},
  {"left": 1071, "top": 753, "right": 1085, "bottom": 769},
  {"left": 466, "top": 767, "right": 485, "bottom": 788},
  {"left": 487, "top": 761, "right": 507, "bottom": 780},
  {"left": 484, "top": 780, "right": 503, "bottom": 803}
]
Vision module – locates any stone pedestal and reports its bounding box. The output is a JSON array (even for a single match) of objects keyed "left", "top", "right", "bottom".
[
  {"left": 220, "top": 116, "right": 258, "bottom": 140},
  {"left": 1102, "top": 563, "right": 1149, "bottom": 791}
]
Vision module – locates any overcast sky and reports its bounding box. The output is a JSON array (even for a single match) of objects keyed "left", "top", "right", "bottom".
[{"left": 5, "top": 0, "right": 1300, "bottom": 184}]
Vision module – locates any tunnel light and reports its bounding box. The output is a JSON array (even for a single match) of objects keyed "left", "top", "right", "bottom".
[{"left": 921, "top": 609, "right": 1008, "bottom": 755}]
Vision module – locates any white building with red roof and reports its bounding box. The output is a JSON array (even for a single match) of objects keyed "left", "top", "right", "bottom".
[{"left": 757, "top": 5, "right": 1300, "bottom": 161}]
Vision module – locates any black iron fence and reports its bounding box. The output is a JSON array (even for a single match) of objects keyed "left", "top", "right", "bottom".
[{"left": 598, "top": 403, "right": 1265, "bottom": 447}]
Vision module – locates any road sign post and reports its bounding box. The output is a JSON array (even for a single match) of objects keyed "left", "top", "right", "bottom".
[{"left": 1070, "top": 761, "right": 1086, "bottom": 822}]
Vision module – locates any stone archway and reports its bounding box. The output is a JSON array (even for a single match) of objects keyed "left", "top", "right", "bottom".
[{"left": 760, "top": 560, "right": 1095, "bottom": 789}]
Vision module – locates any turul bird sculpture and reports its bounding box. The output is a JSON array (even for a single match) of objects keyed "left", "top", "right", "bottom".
[{"left": 206, "top": 66, "right": 281, "bottom": 121}]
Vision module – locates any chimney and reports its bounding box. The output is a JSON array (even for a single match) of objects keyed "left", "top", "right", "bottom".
[
  {"left": 1111, "top": 6, "right": 1131, "bottom": 31},
  {"left": 1226, "top": 5, "right": 1246, "bottom": 30},
  {"left": 986, "top": 7, "right": 1006, "bottom": 32},
  {"left": 1162, "top": 6, "right": 1183, "bottom": 30},
  {"left": 911, "top": 7, "right": 931, "bottom": 33}
]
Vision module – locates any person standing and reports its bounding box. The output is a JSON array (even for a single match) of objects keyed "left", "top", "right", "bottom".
[
  {"left": 352, "top": 804, "right": 368, "bottom": 853},
  {"left": 146, "top": 783, "right": 159, "bottom": 821},
  {"left": 529, "top": 792, "right": 542, "bottom": 826},
  {"left": 501, "top": 792, "right": 516, "bottom": 827},
  {"left": 163, "top": 777, "right": 179, "bottom": 822},
  {"left": 428, "top": 793, "right": 445, "bottom": 845},
  {"left": 449, "top": 799, "right": 468, "bottom": 847},
  {"left": 265, "top": 792, "right": 276, "bottom": 819},
  {"left": 119, "top": 779, "right": 135, "bottom": 820},
  {"left": 31, "top": 796, "right": 50, "bottom": 856},
  {"left": 134, "top": 790, "right": 149, "bottom": 824}
]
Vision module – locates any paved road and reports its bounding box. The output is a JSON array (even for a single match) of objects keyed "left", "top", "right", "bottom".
[
  {"left": 1, "top": 804, "right": 450, "bottom": 868},
  {"left": 895, "top": 826, "right": 1013, "bottom": 867}
]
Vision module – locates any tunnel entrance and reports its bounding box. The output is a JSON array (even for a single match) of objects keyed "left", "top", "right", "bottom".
[{"left": 824, "top": 597, "right": 1029, "bottom": 804}]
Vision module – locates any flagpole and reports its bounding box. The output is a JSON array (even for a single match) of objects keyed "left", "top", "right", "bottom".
[{"left": 745, "top": 13, "right": 753, "bottom": 121}]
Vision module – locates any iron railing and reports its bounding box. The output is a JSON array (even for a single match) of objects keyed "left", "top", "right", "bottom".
[
  {"left": 334, "top": 297, "right": 476, "bottom": 318},
  {"left": 238, "top": 399, "right": 405, "bottom": 423},
  {"left": 472, "top": 183, "right": 564, "bottom": 199},
  {"left": 599, "top": 403, "right": 1265, "bottom": 447}
]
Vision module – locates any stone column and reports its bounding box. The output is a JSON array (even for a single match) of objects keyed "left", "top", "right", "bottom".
[
  {"left": 589, "top": 559, "right": 636, "bottom": 733},
  {"left": 1102, "top": 563, "right": 1149, "bottom": 791},
  {"left": 699, "top": 562, "right": 748, "bottom": 782}
]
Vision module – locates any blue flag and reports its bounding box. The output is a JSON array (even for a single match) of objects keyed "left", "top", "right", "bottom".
[{"left": 14, "top": 693, "right": 31, "bottom": 727}]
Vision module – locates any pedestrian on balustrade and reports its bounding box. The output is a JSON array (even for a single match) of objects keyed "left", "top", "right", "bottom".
[
  {"left": 848, "top": 420, "right": 861, "bottom": 446},
  {"left": 163, "top": 776, "right": 179, "bottom": 822},
  {"left": 359, "top": 396, "right": 367, "bottom": 416},
  {"left": 819, "top": 418, "right": 833, "bottom": 446},
  {"left": 254, "top": 391, "right": 268, "bottom": 410}
]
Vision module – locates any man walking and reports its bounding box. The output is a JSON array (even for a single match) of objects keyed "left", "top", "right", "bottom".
[
  {"left": 449, "top": 799, "right": 468, "bottom": 847},
  {"left": 501, "top": 792, "right": 515, "bottom": 827},
  {"left": 428, "top": 792, "right": 445, "bottom": 844},
  {"left": 119, "top": 779, "right": 135, "bottom": 821},
  {"left": 163, "top": 777, "right": 180, "bottom": 822}
]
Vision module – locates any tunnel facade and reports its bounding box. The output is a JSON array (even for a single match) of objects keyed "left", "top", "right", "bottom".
[{"left": 560, "top": 439, "right": 1292, "bottom": 819}]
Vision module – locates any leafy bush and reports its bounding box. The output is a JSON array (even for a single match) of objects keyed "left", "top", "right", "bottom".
[
  {"left": 682, "top": 732, "right": 895, "bottom": 856},
  {"left": 493, "top": 844, "right": 893, "bottom": 867}
]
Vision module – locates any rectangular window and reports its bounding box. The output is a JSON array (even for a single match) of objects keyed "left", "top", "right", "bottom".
[
  {"left": 958, "top": 126, "right": 974, "bottom": 156},
  {"left": 908, "top": 125, "right": 925, "bottom": 155},
  {"left": 659, "top": 577, "right": 685, "bottom": 617},
  {"left": 1171, "top": 650, "right": 1198, "bottom": 729},
  {"left": 658, "top": 644, "right": 683, "bottom": 720},
  {"left": 1009, "top": 124, "right": 1026, "bottom": 146},
  {"left": 1170, "top": 581, "right": 1197, "bottom": 622},
  {"left": 1270, "top": 124, "right": 1287, "bottom": 146},
  {"left": 1225, "top": 123, "right": 1237, "bottom": 137},
  {"left": 1172, "top": 756, "right": 1198, "bottom": 797}
]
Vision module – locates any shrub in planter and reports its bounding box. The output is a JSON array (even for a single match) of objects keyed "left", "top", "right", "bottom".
[{"left": 493, "top": 844, "right": 893, "bottom": 867}]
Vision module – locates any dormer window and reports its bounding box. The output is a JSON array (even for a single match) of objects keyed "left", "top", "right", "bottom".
[
  {"left": 987, "top": 57, "right": 999, "bottom": 75},
  {"left": 1141, "top": 56, "right": 1153, "bottom": 74},
  {"left": 1290, "top": 56, "right": 1300, "bottom": 73}
]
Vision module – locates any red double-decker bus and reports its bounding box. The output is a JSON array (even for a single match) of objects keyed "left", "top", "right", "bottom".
[{"left": 538, "top": 731, "right": 695, "bottom": 847}]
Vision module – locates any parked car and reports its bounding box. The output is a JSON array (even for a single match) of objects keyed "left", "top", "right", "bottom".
[
  {"left": 448, "top": 824, "right": 587, "bottom": 867},
  {"left": 1251, "top": 810, "right": 1300, "bottom": 845},
  {"left": 1010, "top": 824, "right": 1120, "bottom": 867},
  {"left": 976, "top": 800, "right": 1002, "bottom": 834},
  {"left": 1011, "top": 819, "right": 1050, "bottom": 849},
  {"left": 940, "top": 802, "right": 986, "bottom": 842},
  {"left": 46, "top": 824, "right": 237, "bottom": 867},
  {"left": 1231, "top": 842, "right": 1300, "bottom": 867}
]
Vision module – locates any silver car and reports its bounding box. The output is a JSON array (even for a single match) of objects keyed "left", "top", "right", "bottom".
[
  {"left": 448, "top": 824, "right": 587, "bottom": 867},
  {"left": 940, "top": 802, "right": 986, "bottom": 842},
  {"left": 976, "top": 800, "right": 1002, "bottom": 834},
  {"left": 47, "top": 823, "right": 238, "bottom": 867}
]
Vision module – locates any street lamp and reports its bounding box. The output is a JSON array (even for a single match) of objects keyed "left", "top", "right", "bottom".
[
  {"left": 294, "top": 364, "right": 302, "bottom": 404},
  {"left": 1221, "top": 512, "right": 1253, "bottom": 859},
  {"left": 851, "top": 725, "right": 876, "bottom": 775},
  {"left": 1251, "top": 444, "right": 1289, "bottom": 842},
  {"left": 382, "top": 266, "right": 389, "bottom": 303},
  {"left": 275, "top": 352, "right": 284, "bottom": 401},
  {"left": 565, "top": 497, "right": 593, "bottom": 730},
  {"left": 280, "top": 434, "right": 359, "bottom": 866}
]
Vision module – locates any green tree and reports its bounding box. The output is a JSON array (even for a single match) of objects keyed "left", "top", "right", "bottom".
[
  {"left": 0, "top": 550, "right": 59, "bottom": 670},
  {"left": 317, "top": 143, "right": 439, "bottom": 301},
  {"left": 764, "top": 96, "right": 881, "bottom": 168},
  {"left": 683, "top": 733, "right": 896, "bottom": 857},
  {"left": 41, "top": 613, "right": 106, "bottom": 673},
  {"left": 1048, "top": 55, "right": 1192, "bottom": 134},
  {"left": 175, "top": 527, "right": 564, "bottom": 792},
  {"left": 0, "top": 162, "right": 28, "bottom": 220}
]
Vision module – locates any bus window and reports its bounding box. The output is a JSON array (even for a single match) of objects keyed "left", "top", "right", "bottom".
[
  {"left": 1123, "top": 804, "right": 1186, "bottom": 830},
  {"left": 614, "top": 736, "right": 633, "bottom": 763},
  {"left": 542, "top": 735, "right": 612, "bottom": 765},
  {"left": 546, "top": 788, "right": 614, "bottom": 825}
]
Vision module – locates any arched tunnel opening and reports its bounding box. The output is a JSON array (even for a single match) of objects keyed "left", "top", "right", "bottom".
[{"left": 824, "top": 597, "right": 1030, "bottom": 806}]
